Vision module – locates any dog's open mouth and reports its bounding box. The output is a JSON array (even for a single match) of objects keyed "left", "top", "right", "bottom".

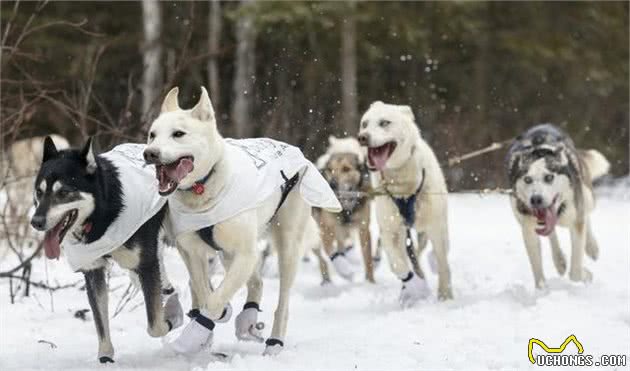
[
  {"left": 155, "top": 156, "right": 194, "bottom": 196},
  {"left": 43, "top": 209, "right": 78, "bottom": 259},
  {"left": 532, "top": 196, "right": 559, "bottom": 236},
  {"left": 367, "top": 142, "right": 397, "bottom": 171}
]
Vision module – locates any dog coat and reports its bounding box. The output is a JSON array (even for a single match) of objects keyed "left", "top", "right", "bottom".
[
  {"left": 167, "top": 138, "right": 342, "bottom": 236},
  {"left": 64, "top": 144, "right": 167, "bottom": 271}
]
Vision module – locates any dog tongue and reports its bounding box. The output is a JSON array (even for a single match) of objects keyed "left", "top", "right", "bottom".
[
  {"left": 43, "top": 223, "right": 62, "bottom": 259},
  {"left": 534, "top": 207, "right": 558, "bottom": 236},
  {"left": 166, "top": 158, "right": 194, "bottom": 182},
  {"left": 368, "top": 145, "right": 390, "bottom": 171}
]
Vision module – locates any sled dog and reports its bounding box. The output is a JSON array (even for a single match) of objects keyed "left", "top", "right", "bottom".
[
  {"left": 357, "top": 101, "right": 453, "bottom": 305},
  {"left": 143, "top": 87, "right": 340, "bottom": 355},
  {"left": 314, "top": 135, "right": 375, "bottom": 283},
  {"left": 30, "top": 138, "right": 183, "bottom": 363},
  {"left": 506, "top": 124, "right": 610, "bottom": 288}
]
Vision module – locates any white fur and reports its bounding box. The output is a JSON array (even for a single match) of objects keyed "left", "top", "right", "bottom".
[
  {"left": 582, "top": 149, "right": 610, "bottom": 180},
  {"left": 358, "top": 101, "right": 453, "bottom": 302},
  {"left": 316, "top": 136, "right": 365, "bottom": 169},
  {"left": 147, "top": 87, "right": 313, "bottom": 355}
]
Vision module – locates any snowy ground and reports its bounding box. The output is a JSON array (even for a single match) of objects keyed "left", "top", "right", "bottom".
[{"left": 1, "top": 193, "right": 628, "bottom": 371}]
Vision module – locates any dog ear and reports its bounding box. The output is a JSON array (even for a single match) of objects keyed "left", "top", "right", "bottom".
[
  {"left": 42, "top": 136, "right": 58, "bottom": 163},
  {"left": 81, "top": 137, "right": 98, "bottom": 174},
  {"left": 398, "top": 105, "right": 415, "bottom": 122},
  {"left": 191, "top": 87, "right": 215, "bottom": 122},
  {"left": 161, "top": 87, "right": 180, "bottom": 113},
  {"left": 328, "top": 135, "right": 338, "bottom": 146}
]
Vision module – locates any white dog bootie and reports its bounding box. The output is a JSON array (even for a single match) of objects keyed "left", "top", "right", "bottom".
[
  {"left": 169, "top": 310, "right": 215, "bottom": 354},
  {"left": 399, "top": 272, "right": 430, "bottom": 308},
  {"left": 330, "top": 251, "right": 355, "bottom": 281},
  {"left": 235, "top": 302, "right": 264, "bottom": 342}
]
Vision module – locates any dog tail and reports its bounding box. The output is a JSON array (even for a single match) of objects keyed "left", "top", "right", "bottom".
[{"left": 581, "top": 149, "right": 610, "bottom": 180}]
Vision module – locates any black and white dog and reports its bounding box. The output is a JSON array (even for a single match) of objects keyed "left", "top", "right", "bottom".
[
  {"left": 30, "top": 137, "right": 183, "bottom": 363},
  {"left": 506, "top": 124, "right": 610, "bottom": 289}
]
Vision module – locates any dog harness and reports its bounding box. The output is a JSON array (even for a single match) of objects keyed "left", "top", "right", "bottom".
[
  {"left": 167, "top": 138, "right": 342, "bottom": 237},
  {"left": 63, "top": 144, "right": 167, "bottom": 271}
]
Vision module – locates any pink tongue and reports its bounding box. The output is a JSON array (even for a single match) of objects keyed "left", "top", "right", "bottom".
[
  {"left": 535, "top": 208, "right": 558, "bottom": 236},
  {"left": 368, "top": 146, "right": 389, "bottom": 171},
  {"left": 43, "top": 224, "right": 62, "bottom": 259},
  {"left": 166, "top": 158, "right": 194, "bottom": 182}
]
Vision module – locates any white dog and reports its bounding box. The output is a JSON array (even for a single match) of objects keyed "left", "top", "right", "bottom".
[
  {"left": 506, "top": 124, "right": 610, "bottom": 288},
  {"left": 144, "top": 87, "right": 340, "bottom": 355},
  {"left": 357, "top": 101, "right": 453, "bottom": 305}
]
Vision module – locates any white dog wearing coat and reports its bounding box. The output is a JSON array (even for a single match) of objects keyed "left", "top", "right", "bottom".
[
  {"left": 144, "top": 87, "right": 340, "bottom": 355},
  {"left": 357, "top": 101, "right": 453, "bottom": 305}
]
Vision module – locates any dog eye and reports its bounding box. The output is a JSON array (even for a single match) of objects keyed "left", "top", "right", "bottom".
[
  {"left": 544, "top": 174, "right": 554, "bottom": 183},
  {"left": 361, "top": 121, "right": 368, "bottom": 129},
  {"left": 379, "top": 120, "right": 391, "bottom": 128},
  {"left": 35, "top": 189, "right": 43, "bottom": 198},
  {"left": 172, "top": 130, "right": 186, "bottom": 138},
  {"left": 523, "top": 176, "right": 533, "bottom": 184},
  {"left": 149, "top": 132, "right": 155, "bottom": 139}
]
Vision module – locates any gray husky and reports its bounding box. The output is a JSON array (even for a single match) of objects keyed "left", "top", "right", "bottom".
[{"left": 506, "top": 124, "right": 610, "bottom": 288}]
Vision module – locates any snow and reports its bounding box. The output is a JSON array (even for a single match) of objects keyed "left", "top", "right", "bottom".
[{"left": 1, "top": 194, "right": 628, "bottom": 371}]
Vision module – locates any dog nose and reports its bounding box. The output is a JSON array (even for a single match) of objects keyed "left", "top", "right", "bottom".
[
  {"left": 143, "top": 148, "right": 161, "bottom": 164},
  {"left": 357, "top": 133, "right": 369, "bottom": 146},
  {"left": 530, "top": 195, "right": 544, "bottom": 208},
  {"left": 31, "top": 215, "right": 46, "bottom": 231}
]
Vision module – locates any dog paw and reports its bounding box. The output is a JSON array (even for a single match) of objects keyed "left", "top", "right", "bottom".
[
  {"left": 164, "top": 293, "right": 184, "bottom": 331},
  {"left": 98, "top": 356, "right": 114, "bottom": 364},
  {"left": 330, "top": 252, "right": 355, "bottom": 281},
  {"left": 535, "top": 278, "right": 548, "bottom": 290},
  {"left": 569, "top": 268, "right": 592, "bottom": 284},
  {"left": 263, "top": 339, "right": 284, "bottom": 356},
  {"left": 215, "top": 303, "right": 233, "bottom": 323},
  {"left": 235, "top": 306, "right": 264, "bottom": 343},
  {"left": 437, "top": 287, "right": 453, "bottom": 301},
  {"left": 553, "top": 252, "right": 567, "bottom": 276},
  {"left": 399, "top": 274, "right": 430, "bottom": 308}
]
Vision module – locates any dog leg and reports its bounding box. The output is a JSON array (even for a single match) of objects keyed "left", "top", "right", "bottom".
[
  {"left": 83, "top": 266, "right": 114, "bottom": 363},
  {"left": 427, "top": 226, "right": 453, "bottom": 300},
  {"left": 318, "top": 221, "right": 335, "bottom": 283},
  {"left": 585, "top": 219, "right": 599, "bottom": 261},
  {"left": 381, "top": 230, "right": 429, "bottom": 306},
  {"left": 138, "top": 263, "right": 172, "bottom": 338},
  {"left": 521, "top": 225, "right": 546, "bottom": 289},
  {"left": 569, "top": 222, "right": 592, "bottom": 283},
  {"left": 359, "top": 223, "right": 375, "bottom": 283},
  {"left": 264, "top": 225, "right": 301, "bottom": 356},
  {"left": 234, "top": 268, "right": 264, "bottom": 342},
  {"left": 312, "top": 245, "right": 331, "bottom": 285},
  {"left": 548, "top": 231, "right": 567, "bottom": 276}
]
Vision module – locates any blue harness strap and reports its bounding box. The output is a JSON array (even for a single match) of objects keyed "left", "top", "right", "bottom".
[{"left": 389, "top": 168, "right": 426, "bottom": 227}]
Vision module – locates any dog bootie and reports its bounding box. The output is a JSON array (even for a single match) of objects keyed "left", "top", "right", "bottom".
[
  {"left": 168, "top": 310, "right": 215, "bottom": 354},
  {"left": 399, "top": 272, "right": 430, "bottom": 308},
  {"left": 330, "top": 251, "right": 355, "bottom": 281},
  {"left": 263, "top": 339, "right": 284, "bottom": 356},
  {"left": 235, "top": 303, "right": 264, "bottom": 342},
  {"left": 164, "top": 293, "right": 184, "bottom": 330}
]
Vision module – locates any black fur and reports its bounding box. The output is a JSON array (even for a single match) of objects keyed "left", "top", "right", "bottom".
[{"left": 33, "top": 137, "right": 174, "bottom": 363}]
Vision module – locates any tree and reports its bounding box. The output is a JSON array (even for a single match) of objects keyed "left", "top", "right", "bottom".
[
  {"left": 231, "top": 0, "right": 257, "bottom": 138},
  {"left": 208, "top": 0, "right": 222, "bottom": 108},
  {"left": 141, "top": 0, "right": 162, "bottom": 125},
  {"left": 340, "top": 2, "right": 358, "bottom": 135}
]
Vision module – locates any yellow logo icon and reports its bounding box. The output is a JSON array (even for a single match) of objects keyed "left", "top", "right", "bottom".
[{"left": 528, "top": 335, "right": 584, "bottom": 364}]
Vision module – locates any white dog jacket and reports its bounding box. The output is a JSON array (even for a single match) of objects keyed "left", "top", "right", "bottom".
[
  {"left": 167, "top": 138, "right": 342, "bottom": 236},
  {"left": 64, "top": 144, "right": 167, "bottom": 271}
]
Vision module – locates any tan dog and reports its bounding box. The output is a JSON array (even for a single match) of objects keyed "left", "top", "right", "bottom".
[{"left": 314, "top": 136, "right": 374, "bottom": 283}]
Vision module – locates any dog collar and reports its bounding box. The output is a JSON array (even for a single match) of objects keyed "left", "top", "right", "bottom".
[{"left": 182, "top": 167, "right": 215, "bottom": 195}]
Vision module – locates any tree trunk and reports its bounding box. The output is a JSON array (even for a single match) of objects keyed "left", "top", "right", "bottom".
[
  {"left": 340, "top": 3, "right": 358, "bottom": 136},
  {"left": 141, "top": 0, "right": 162, "bottom": 126},
  {"left": 208, "top": 0, "right": 222, "bottom": 108},
  {"left": 231, "top": 0, "right": 256, "bottom": 138}
]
